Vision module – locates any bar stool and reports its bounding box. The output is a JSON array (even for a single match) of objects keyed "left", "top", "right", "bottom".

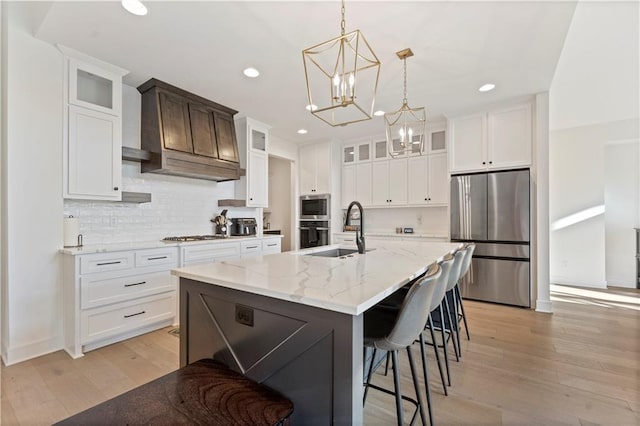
[
  {"left": 55, "top": 358, "right": 294, "bottom": 426},
  {"left": 426, "top": 247, "right": 464, "bottom": 385},
  {"left": 454, "top": 243, "right": 475, "bottom": 343},
  {"left": 363, "top": 263, "right": 442, "bottom": 426}
]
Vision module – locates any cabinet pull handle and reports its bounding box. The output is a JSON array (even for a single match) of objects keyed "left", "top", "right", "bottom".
[
  {"left": 114, "top": 187, "right": 119, "bottom": 191},
  {"left": 246, "top": 245, "right": 258, "bottom": 249},
  {"left": 148, "top": 256, "right": 167, "bottom": 261},
  {"left": 267, "top": 244, "right": 277, "bottom": 247},
  {"left": 124, "top": 281, "right": 147, "bottom": 287},
  {"left": 96, "top": 261, "right": 122, "bottom": 266},
  {"left": 124, "top": 311, "right": 146, "bottom": 318}
]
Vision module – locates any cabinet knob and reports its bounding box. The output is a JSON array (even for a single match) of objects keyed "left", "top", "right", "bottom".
[
  {"left": 250, "top": 197, "right": 253, "bottom": 200},
  {"left": 113, "top": 187, "right": 119, "bottom": 191},
  {"left": 424, "top": 198, "right": 427, "bottom": 201},
  {"left": 428, "top": 198, "right": 431, "bottom": 201},
  {"left": 482, "top": 162, "right": 486, "bottom": 165},
  {"left": 489, "top": 161, "right": 493, "bottom": 164}
]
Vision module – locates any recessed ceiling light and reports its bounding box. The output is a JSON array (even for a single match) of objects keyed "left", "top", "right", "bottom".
[
  {"left": 478, "top": 83, "right": 495, "bottom": 92},
  {"left": 121, "top": 0, "right": 147, "bottom": 16},
  {"left": 243, "top": 67, "right": 260, "bottom": 78},
  {"left": 297, "top": 129, "right": 308, "bottom": 134},
  {"left": 305, "top": 104, "right": 318, "bottom": 111},
  {"left": 374, "top": 110, "right": 385, "bottom": 116}
]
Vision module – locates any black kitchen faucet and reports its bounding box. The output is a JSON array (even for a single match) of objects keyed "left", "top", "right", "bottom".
[{"left": 345, "top": 201, "right": 365, "bottom": 254}]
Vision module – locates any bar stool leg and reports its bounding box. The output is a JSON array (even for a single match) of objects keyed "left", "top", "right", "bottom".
[
  {"left": 363, "top": 348, "right": 377, "bottom": 405},
  {"left": 443, "top": 295, "right": 459, "bottom": 362},
  {"left": 438, "top": 304, "right": 452, "bottom": 386},
  {"left": 391, "top": 350, "right": 404, "bottom": 426},
  {"left": 418, "top": 333, "right": 435, "bottom": 423},
  {"left": 455, "top": 285, "right": 470, "bottom": 340},
  {"left": 451, "top": 290, "right": 462, "bottom": 357},
  {"left": 426, "top": 315, "right": 447, "bottom": 396},
  {"left": 407, "top": 346, "right": 427, "bottom": 426}
]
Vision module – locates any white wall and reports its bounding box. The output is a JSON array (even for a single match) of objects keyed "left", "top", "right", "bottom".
[
  {"left": 605, "top": 140, "right": 639, "bottom": 286},
  {"left": 549, "top": 1, "right": 639, "bottom": 289},
  {"left": 2, "top": 3, "right": 64, "bottom": 364}
]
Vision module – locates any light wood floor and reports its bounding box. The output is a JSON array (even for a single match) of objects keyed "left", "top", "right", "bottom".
[{"left": 2, "top": 286, "right": 639, "bottom": 425}]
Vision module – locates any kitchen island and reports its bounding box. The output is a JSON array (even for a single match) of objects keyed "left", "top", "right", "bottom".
[{"left": 172, "top": 240, "right": 460, "bottom": 425}]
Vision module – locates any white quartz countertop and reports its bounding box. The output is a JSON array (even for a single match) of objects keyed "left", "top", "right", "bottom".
[
  {"left": 59, "top": 235, "right": 282, "bottom": 255},
  {"left": 172, "top": 240, "right": 461, "bottom": 316}
]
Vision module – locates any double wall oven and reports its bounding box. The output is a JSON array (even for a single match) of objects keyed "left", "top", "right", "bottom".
[{"left": 300, "top": 194, "right": 330, "bottom": 248}]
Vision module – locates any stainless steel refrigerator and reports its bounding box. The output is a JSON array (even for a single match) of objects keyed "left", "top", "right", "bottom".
[{"left": 450, "top": 168, "right": 530, "bottom": 307}]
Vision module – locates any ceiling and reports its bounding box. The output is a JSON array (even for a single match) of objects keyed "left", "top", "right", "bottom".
[{"left": 32, "top": 1, "right": 577, "bottom": 145}]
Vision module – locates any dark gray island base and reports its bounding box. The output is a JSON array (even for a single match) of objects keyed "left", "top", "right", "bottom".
[{"left": 180, "top": 278, "right": 364, "bottom": 424}]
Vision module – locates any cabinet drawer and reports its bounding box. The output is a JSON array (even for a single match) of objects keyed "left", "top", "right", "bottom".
[
  {"left": 81, "top": 292, "right": 175, "bottom": 344},
  {"left": 182, "top": 242, "right": 240, "bottom": 264},
  {"left": 135, "top": 248, "right": 178, "bottom": 269},
  {"left": 240, "top": 240, "right": 262, "bottom": 254},
  {"left": 262, "top": 238, "right": 281, "bottom": 254},
  {"left": 80, "top": 252, "right": 134, "bottom": 275},
  {"left": 80, "top": 271, "right": 174, "bottom": 309}
]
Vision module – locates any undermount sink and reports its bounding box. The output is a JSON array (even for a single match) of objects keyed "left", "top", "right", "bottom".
[{"left": 306, "top": 248, "right": 359, "bottom": 258}]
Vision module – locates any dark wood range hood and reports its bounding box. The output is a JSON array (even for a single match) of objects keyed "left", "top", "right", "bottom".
[{"left": 137, "top": 78, "right": 244, "bottom": 181}]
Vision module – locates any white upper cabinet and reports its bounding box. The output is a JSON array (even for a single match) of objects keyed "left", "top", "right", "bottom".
[
  {"left": 67, "top": 106, "right": 121, "bottom": 199},
  {"left": 62, "top": 47, "right": 128, "bottom": 201},
  {"left": 487, "top": 103, "right": 532, "bottom": 169},
  {"left": 300, "top": 141, "right": 331, "bottom": 195},
  {"left": 342, "top": 141, "right": 371, "bottom": 164},
  {"left": 69, "top": 59, "right": 122, "bottom": 116},
  {"left": 449, "top": 113, "right": 486, "bottom": 173},
  {"left": 341, "top": 162, "right": 372, "bottom": 208},
  {"left": 407, "top": 153, "right": 448, "bottom": 206},
  {"left": 449, "top": 103, "right": 532, "bottom": 173},
  {"left": 372, "top": 159, "right": 408, "bottom": 206},
  {"left": 372, "top": 139, "right": 388, "bottom": 161},
  {"left": 235, "top": 117, "right": 270, "bottom": 207},
  {"left": 427, "top": 126, "right": 447, "bottom": 154}
]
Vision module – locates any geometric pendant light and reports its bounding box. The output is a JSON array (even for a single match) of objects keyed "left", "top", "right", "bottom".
[
  {"left": 385, "top": 48, "right": 426, "bottom": 157},
  {"left": 302, "top": 0, "right": 381, "bottom": 127}
]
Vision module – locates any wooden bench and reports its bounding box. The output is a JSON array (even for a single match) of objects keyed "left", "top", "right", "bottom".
[{"left": 55, "top": 358, "right": 294, "bottom": 425}]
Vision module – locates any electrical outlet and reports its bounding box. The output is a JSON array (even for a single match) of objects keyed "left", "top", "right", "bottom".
[
  {"left": 416, "top": 215, "right": 422, "bottom": 225},
  {"left": 235, "top": 304, "right": 254, "bottom": 327}
]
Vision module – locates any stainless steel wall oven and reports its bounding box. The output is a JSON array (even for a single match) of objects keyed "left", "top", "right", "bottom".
[{"left": 299, "top": 220, "right": 330, "bottom": 249}]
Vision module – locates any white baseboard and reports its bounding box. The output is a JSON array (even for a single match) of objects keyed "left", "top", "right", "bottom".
[
  {"left": 2, "top": 335, "right": 63, "bottom": 366},
  {"left": 535, "top": 299, "right": 553, "bottom": 313},
  {"left": 550, "top": 276, "right": 607, "bottom": 289}
]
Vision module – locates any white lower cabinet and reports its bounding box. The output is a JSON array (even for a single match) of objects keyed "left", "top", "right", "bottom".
[
  {"left": 262, "top": 238, "right": 282, "bottom": 255},
  {"left": 181, "top": 242, "right": 241, "bottom": 266},
  {"left": 240, "top": 240, "right": 262, "bottom": 258},
  {"left": 81, "top": 292, "right": 175, "bottom": 346},
  {"left": 64, "top": 247, "right": 179, "bottom": 358}
]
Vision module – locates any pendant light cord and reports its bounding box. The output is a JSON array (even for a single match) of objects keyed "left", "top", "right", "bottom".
[
  {"left": 402, "top": 58, "right": 408, "bottom": 106},
  {"left": 340, "top": 0, "right": 346, "bottom": 36}
]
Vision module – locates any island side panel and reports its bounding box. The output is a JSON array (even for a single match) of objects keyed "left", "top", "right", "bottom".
[{"left": 180, "top": 278, "right": 363, "bottom": 425}]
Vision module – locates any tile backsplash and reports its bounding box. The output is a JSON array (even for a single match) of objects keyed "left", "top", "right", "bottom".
[{"left": 64, "top": 163, "right": 258, "bottom": 245}]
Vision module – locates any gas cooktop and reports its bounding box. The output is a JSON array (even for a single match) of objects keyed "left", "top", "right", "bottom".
[{"left": 162, "top": 235, "right": 228, "bottom": 242}]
